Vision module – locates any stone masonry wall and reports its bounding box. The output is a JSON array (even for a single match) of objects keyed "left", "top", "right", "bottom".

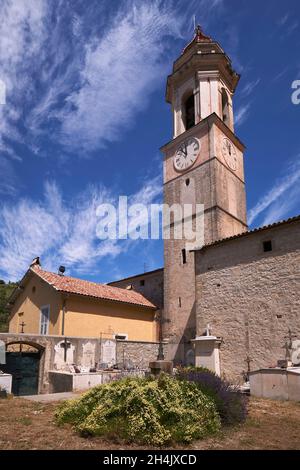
[
  {"left": 0, "top": 333, "right": 165, "bottom": 393},
  {"left": 109, "top": 269, "right": 164, "bottom": 311},
  {"left": 0, "top": 333, "right": 103, "bottom": 393},
  {"left": 116, "top": 340, "right": 167, "bottom": 370},
  {"left": 195, "top": 218, "right": 300, "bottom": 383}
]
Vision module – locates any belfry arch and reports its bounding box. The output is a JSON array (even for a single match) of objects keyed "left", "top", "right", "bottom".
[{"left": 182, "top": 92, "right": 195, "bottom": 130}]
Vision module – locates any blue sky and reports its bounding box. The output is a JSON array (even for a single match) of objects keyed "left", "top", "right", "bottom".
[{"left": 0, "top": 0, "right": 299, "bottom": 282}]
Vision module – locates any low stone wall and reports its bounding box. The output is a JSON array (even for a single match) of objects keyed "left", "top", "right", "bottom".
[
  {"left": 0, "top": 333, "right": 106, "bottom": 394},
  {"left": 49, "top": 370, "right": 146, "bottom": 393},
  {"left": 116, "top": 340, "right": 167, "bottom": 369},
  {"left": 0, "top": 333, "right": 166, "bottom": 394}
]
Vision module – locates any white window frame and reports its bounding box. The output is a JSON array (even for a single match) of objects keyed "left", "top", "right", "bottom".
[
  {"left": 113, "top": 333, "right": 128, "bottom": 341},
  {"left": 40, "top": 305, "right": 50, "bottom": 335}
]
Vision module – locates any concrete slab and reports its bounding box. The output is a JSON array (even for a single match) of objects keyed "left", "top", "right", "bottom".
[{"left": 20, "top": 392, "right": 79, "bottom": 402}]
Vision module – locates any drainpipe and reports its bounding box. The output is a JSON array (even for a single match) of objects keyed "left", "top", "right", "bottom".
[{"left": 61, "top": 298, "right": 66, "bottom": 336}]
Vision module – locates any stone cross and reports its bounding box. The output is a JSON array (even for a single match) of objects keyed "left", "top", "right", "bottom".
[
  {"left": 245, "top": 356, "right": 252, "bottom": 373},
  {"left": 205, "top": 324, "right": 211, "bottom": 336},
  {"left": 283, "top": 328, "right": 297, "bottom": 359},
  {"left": 20, "top": 321, "right": 26, "bottom": 334}
]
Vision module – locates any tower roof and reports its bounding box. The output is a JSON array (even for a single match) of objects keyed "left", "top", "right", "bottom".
[
  {"left": 182, "top": 25, "right": 213, "bottom": 55},
  {"left": 166, "top": 25, "right": 240, "bottom": 103}
]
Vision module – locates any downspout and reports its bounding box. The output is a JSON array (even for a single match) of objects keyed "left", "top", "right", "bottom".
[{"left": 61, "top": 298, "right": 66, "bottom": 336}]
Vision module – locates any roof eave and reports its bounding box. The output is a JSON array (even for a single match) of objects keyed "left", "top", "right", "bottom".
[
  {"left": 191, "top": 215, "right": 300, "bottom": 252},
  {"left": 55, "top": 289, "right": 157, "bottom": 310}
]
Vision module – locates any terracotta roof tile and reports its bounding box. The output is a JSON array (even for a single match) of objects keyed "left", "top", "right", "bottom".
[{"left": 31, "top": 266, "right": 156, "bottom": 309}]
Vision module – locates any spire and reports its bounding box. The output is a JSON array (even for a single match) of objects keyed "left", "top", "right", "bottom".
[
  {"left": 182, "top": 24, "right": 212, "bottom": 55},
  {"left": 194, "top": 24, "right": 212, "bottom": 43}
]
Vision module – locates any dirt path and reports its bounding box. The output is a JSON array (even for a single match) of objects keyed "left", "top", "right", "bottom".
[{"left": 0, "top": 396, "right": 299, "bottom": 450}]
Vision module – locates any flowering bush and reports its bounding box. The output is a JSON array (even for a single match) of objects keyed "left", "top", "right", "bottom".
[
  {"left": 55, "top": 374, "right": 220, "bottom": 446},
  {"left": 176, "top": 367, "right": 248, "bottom": 425}
]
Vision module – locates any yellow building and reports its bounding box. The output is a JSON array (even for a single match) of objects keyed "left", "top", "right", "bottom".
[{"left": 8, "top": 258, "right": 158, "bottom": 342}]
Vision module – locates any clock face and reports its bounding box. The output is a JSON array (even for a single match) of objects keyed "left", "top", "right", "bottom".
[
  {"left": 222, "top": 138, "right": 237, "bottom": 171},
  {"left": 174, "top": 137, "right": 200, "bottom": 172}
]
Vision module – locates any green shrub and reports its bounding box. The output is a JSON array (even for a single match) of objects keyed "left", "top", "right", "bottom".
[{"left": 55, "top": 374, "right": 220, "bottom": 446}]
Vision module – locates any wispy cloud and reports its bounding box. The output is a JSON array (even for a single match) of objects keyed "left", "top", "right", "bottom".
[
  {"left": 248, "top": 156, "right": 300, "bottom": 226},
  {"left": 234, "top": 78, "right": 260, "bottom": 127},
  {"left": 278, "top": 13, "right": 290, "bottom": 27},
  {"left": 58, "top": 2, "right": 184, "bottom": 153},
  {"left": 0, "top": 0, "right": 226, "bottom": 161},
  {"left": 235, "top": 103, "right": 251, "bottom": 126},
  {"left": 0, "top": 1, "right": 47, "bottom": 134},
  {"left": 0, "top": 156, "right": 18, "bottom": 196},
  {"left": 240, "top": 79, "right": 260, "bottom": 98},
  {"left": 0, "top": 175, "right": 162, "bottom": 281},
  {"left": 277, "top": 11, "right": 299, "bottom": 38},
  {"left": 271, "top": 67, "right": 290, "bottom": 83},
  {"left": 1, "top": 1, "right": 185, "bottom": 159}
]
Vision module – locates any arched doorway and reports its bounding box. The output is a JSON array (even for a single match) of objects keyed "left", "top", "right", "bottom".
[{"left": 2, "top": 342, "right": 43, "bottom": 396}]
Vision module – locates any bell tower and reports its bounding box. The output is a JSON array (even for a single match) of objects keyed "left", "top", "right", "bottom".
[{"left": 161, "top": 26, "right": 248, "bottom": 364}]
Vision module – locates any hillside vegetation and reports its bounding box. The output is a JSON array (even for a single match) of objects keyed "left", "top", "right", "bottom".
[{"left": 0, "top": 280, "right": 17, "bottom": 332}]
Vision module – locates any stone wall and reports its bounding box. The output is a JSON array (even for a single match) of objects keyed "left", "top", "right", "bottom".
[
  {"left": 0, "top": 333, "right": 165, "bottom": 393},
  {"left": 195, "top": 217, "right": 300, "bottom": 383},
  {"left": 116, "top": 340, "right": 167, "bottom": 370},
  {"left": 0, "top": 333, "right": 104, "bottom": 393},
  {"left": 109, "top": 268, "right": 164, "bottom": 311}
]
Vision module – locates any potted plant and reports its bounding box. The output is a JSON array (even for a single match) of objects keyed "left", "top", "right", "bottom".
[{"left": 0, "top": 386, "right": 7, "bottom": 399}]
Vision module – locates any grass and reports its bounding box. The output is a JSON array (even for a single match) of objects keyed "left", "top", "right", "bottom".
[{"left": 0, "top": 395, "right": 300, "bottom": 450}]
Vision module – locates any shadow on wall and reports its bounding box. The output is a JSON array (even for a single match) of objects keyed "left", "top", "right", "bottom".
[{"left": 168, "top": 301, "right": 197, "bottom": 367}]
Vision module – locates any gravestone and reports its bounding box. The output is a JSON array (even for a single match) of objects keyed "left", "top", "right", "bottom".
[
  {"left": 291, "top": 339, "right": 300, "bottom": 366},
  {"left": 81, "top": 342, "right": 96, "bottom": 368},
  {"left": 101, "top": 340, "right": 116, "bottom": 367},
  {"left": 54, "top": 340, "right": 75, "bottom": 370}
]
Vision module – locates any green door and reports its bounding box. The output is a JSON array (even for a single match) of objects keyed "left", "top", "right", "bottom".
[{"left": 3, "top": 351, "right": 40, "bottom": 396}]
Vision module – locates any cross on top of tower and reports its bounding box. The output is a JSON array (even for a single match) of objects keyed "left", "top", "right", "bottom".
[
  {"left": 182, "top": 24, "right": 212, "bottom": 55},
  {"left": 194, "top": 24, "right": 212, "bottom": 42}
]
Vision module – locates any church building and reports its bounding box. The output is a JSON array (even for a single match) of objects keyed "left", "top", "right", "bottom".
[
  {"left": 6, "top": 26, "right": 300, "bottom": 386},
  {"left": 111, "top": 26, "right": 300, "bottom": 381}
]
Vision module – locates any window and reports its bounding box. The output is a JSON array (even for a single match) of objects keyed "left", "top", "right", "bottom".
[
  {"left": 185, "top": 178, "right": 190, "bottom": 186},
  {"left": 182, "top": 248, "right": 187, "bottom": 264},
  {"left": 178, "top": 297, "right": 182, "bottom": 308},
  {"left": 263, "top": 240, "right": 272, "bottom": 252},
  {"left": 140, "top": 279, "right": 145, "bottom": 286},
  {"left": 40, "top": 305, "right": 50, "bottom": 335},
  {"left": 221, "top": 88, "right": 230, "bottom": 126},
  {"left": 184, "top": 94, "right": 195, "bottom": 130}
]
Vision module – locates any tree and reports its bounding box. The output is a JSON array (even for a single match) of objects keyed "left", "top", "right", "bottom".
[{"left": 0, "top": 281, "right": 18, "bottom": 332}]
